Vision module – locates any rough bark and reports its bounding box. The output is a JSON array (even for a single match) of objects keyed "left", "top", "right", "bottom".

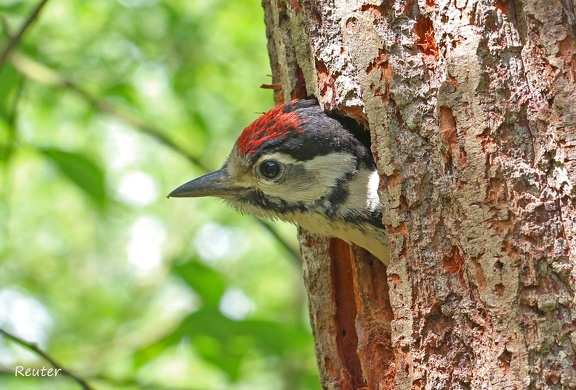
[{"left": 263, "top": 0, "right": 576, "bottom": 388}]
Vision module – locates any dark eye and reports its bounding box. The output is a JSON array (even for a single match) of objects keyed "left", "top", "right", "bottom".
[{"left": 259, "top": 160, "right": 281, "bottom": 179}]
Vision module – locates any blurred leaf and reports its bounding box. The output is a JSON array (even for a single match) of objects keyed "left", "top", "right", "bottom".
[
  {"left": 173, "top": 258, "right": 227, "bottom": 306},
  {"left": 192, "top": 335, "right": 244, "bottom": 381},
  {"left": 132, "top": 308, "right": 243, "bottom": 379},
  {"left": 169, "top": 308, "right": 245, "bottom": 380},
  {"left": 163, "top": 308, "right": 310, "bottom": 379},
  {"left": 0, "top": 2, "right": 27, "bottom": 14},
  {"left": 0, "top": 64, "right": 22, "bottom": 125},
  {"left": 38, "top": 147, "right": 107, "bottom": 209},
  {"left": 134, "top": 308, "right": 303, "bottom": 381},
  {"left": 235, "top": 318, "right": 311, "bottom": 354}
]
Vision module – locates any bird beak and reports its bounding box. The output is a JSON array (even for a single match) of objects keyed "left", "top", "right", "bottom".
[{"left": 168, "top": 168, "right": 241, "bottom": 198}]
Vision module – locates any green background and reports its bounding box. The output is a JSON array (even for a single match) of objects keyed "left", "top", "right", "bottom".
[{"left": 0, "top": 0, "right": 319, "bottom": 388}]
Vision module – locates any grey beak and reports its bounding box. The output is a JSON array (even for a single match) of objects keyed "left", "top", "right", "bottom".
[{"left": 168, "top": 168, "right": 240, "bottom": 198}]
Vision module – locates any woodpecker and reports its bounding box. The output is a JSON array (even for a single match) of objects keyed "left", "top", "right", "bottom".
[{"left": 168, "top": 99, "right": 389, "bottom": 264}]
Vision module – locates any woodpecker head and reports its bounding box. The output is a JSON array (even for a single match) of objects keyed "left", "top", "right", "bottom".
[{"left": 169, "top": 100, "right": 388, "bottom": 263}]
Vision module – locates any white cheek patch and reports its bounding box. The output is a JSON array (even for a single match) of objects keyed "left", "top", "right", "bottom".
[
  {"left": 367, "top": 170, "right": 380, "bottom": 211},
  {"left": 342, "top": 169, "right": 380, "bottom": 213},
  {"left": 255, "top": 152, "right": 357, "bottom": 203}
]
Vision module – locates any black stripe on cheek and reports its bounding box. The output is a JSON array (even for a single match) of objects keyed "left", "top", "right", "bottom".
[
  {"left": 241, "top": 191, "right": 308, "bottom": 215},
  {"left": 324, "top": 182, "right": 349, "bottom": 218}
]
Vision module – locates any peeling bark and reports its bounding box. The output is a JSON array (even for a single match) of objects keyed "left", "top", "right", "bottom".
[{"left": 263, "top": 0, "right": 576, "bottom": 388}]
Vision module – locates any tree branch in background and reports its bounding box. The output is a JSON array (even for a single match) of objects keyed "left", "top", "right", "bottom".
[
  {"left": 0, "top": 328, "right": 94, "bottom": 390},
  {"left": 0, "top": 0, "right": 51, "bottom": 69},
  {"left": 8, "top": 52, "right": 302, "bottom": 264}
]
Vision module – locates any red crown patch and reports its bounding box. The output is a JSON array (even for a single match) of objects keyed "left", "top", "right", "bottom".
[{"left": 237, "top": 103, "right": 304, "bottom": 155}]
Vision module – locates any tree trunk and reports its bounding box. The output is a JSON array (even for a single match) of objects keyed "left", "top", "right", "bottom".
[{"left": 262, "top": 0, "right": 576, "bottom": 388}]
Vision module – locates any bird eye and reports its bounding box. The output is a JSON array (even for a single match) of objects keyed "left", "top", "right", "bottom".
[{"left": 259, "top": 160, "right": 281, "bottom": 179}]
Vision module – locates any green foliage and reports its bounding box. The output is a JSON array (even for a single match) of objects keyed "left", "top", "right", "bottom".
[
  {"left": 0, "top": 64, "right": 21, "bottom": 124},
  {"left": 0, "top": 0, "right": 319, "bottom": 389},
  {"left": 38, "top": 147, "right": 108, "bottom": 209},
  {"left": 174, "top": 258, "right": 227, "bottom": 307}
]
